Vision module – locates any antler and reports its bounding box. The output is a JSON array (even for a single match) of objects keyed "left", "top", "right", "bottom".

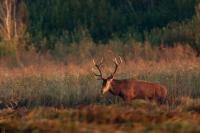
[
  {"left": 92, "top": 58, "right": 104, "bottom": 80},
  {"left": 111, "top": 56, "right": 122, "bottom": 77}
]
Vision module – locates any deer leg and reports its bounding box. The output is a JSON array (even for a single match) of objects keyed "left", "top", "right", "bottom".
[
  {"left": 148, "top": 97, "right": 154, "bottom": 102},
  {"left": 145, "top": 97, "right": 153, "bottom": 104},
  {"left": 156, "top": 96, "right": 166, "bottom": 105},
  {"left": 123, "top": 97, "right": 133, "bottom": 105},
  {"left": 124, "top": 98, "right": 130, "bottom": 102}
]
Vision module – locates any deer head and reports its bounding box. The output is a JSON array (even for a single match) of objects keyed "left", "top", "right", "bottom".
[{"left": 93, "top": 57, "right": 122, "bottom": 96}]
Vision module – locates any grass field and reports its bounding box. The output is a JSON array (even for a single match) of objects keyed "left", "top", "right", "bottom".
[
  {"left": 1, "top": 58, "right": 200, "bottom": 107},
  {"left": 0, "top": 45, "right": 200, "bottom": 132}
]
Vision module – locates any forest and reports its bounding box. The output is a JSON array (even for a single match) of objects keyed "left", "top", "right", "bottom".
[{"left": 0, "top": 0, "right": 200, "bottom": 55}]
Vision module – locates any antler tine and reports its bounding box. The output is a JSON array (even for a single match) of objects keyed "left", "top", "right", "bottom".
[
  {"left": 113, "top": 58, "right": 118, "bottom": 65},
  {"left": 111, "top": 56, "right": 122, "bottom": 77},
  {"left": 92, "top": 68, "right": 99, "bottom": 76},
  {"left": 92, "top": 59, "right": 96, "bottom": 65},
  {"left": 93, "top": 58, "right": 103, "bottom": 66},
  {"left": 92, "top": 68, "right": 102, "bottom": 78},
  {"left": 100, "top": 57, "right": 104, "bottom": 65},
  {"left": 119, "top": 56, "right": 123, "bottom": 63},
  {"left": 92, "top": 58, "right": 104, "bottom": 79},
  {"left": 111, "top": 58, "right": 118, "bottom": 77}
]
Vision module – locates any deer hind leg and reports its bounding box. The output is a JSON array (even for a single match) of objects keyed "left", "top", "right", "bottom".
[
  {"left": 124, "top": 97, "right": 131, "bottom": 102},
  {"left": 144, "top": 96, "right": 154, "bottom": 104},
  {"left": 122, "top": 96, "right": 134, "bottom": 105},
  {"left": 156, "top": 96, "right": 167, "bottom": 105},
  {"left": 145, "top": 96, "right": 161, "bottom": 105},
  {"left": 148, "top": 97, "right": 154, "bottom": 102}
]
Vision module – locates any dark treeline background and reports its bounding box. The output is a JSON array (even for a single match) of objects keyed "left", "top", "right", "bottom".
[
  {"left": 1, "top": 0, "right": 200, "bottom": 55},
  {"left": 25, "top": 0, "right": 196, "bottom": 43}
]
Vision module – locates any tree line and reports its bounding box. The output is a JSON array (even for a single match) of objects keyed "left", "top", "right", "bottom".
[{"left": 0, "top": 0, "right": 200, "bottom": 54}]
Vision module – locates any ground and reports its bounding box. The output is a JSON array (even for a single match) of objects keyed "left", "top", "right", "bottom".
[{"left": 0, "top": 99, "right": 200, "bottom": 133}]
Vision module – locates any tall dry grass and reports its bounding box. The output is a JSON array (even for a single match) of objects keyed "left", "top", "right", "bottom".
[{"left": 0, "top": 41, "right": 200, "bottom": 107}]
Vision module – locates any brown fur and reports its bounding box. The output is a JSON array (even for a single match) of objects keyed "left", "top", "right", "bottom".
[
  {"left": 108, "top": 79, "right": 168, "bottom": 103},
  {"left": 93, "top": 58, "right": 167, "bottom": 104}
]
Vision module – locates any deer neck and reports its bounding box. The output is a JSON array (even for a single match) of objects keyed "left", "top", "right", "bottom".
[{"left": 109, "top": 80, "right": 121, "bottom": 95}]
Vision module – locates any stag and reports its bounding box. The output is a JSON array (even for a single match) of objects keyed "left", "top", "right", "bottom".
[{"left": 93, "top": 57, "right": 168, "bottom": 104}]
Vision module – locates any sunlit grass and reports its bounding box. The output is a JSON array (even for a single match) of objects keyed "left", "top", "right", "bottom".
[
  {"left": 0, "top": 44, "right": 200, "bottom": 132},
  {"left": 0, "top": 57, "right": 200, "bottom": 107}
]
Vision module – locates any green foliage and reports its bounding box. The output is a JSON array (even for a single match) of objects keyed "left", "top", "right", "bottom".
[
  {"left": 0, "top": 41, "right": 16, "bottom": 57},
  {"left": 24, "top": 0, "right": 197, "bottom": 47},
  {"left": 146, "top": 3, "right": 200, "bottom": 54},
  {"left": 0, "top": 0, "right": 198, "bottom": 53}
]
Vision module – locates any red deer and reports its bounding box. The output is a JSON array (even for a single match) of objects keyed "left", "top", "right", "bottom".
[{"left": 93, "top": 58, "right": 168, "bottom": 104}]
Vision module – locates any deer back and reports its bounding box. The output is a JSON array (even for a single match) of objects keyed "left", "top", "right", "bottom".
[{"left": 110, "top": 79, "right": 167, "bottom": 101}]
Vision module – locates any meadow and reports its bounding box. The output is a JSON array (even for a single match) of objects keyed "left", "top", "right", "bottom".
[{"left": 0, "top": 43, "right": 200, "bottom": 132}]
